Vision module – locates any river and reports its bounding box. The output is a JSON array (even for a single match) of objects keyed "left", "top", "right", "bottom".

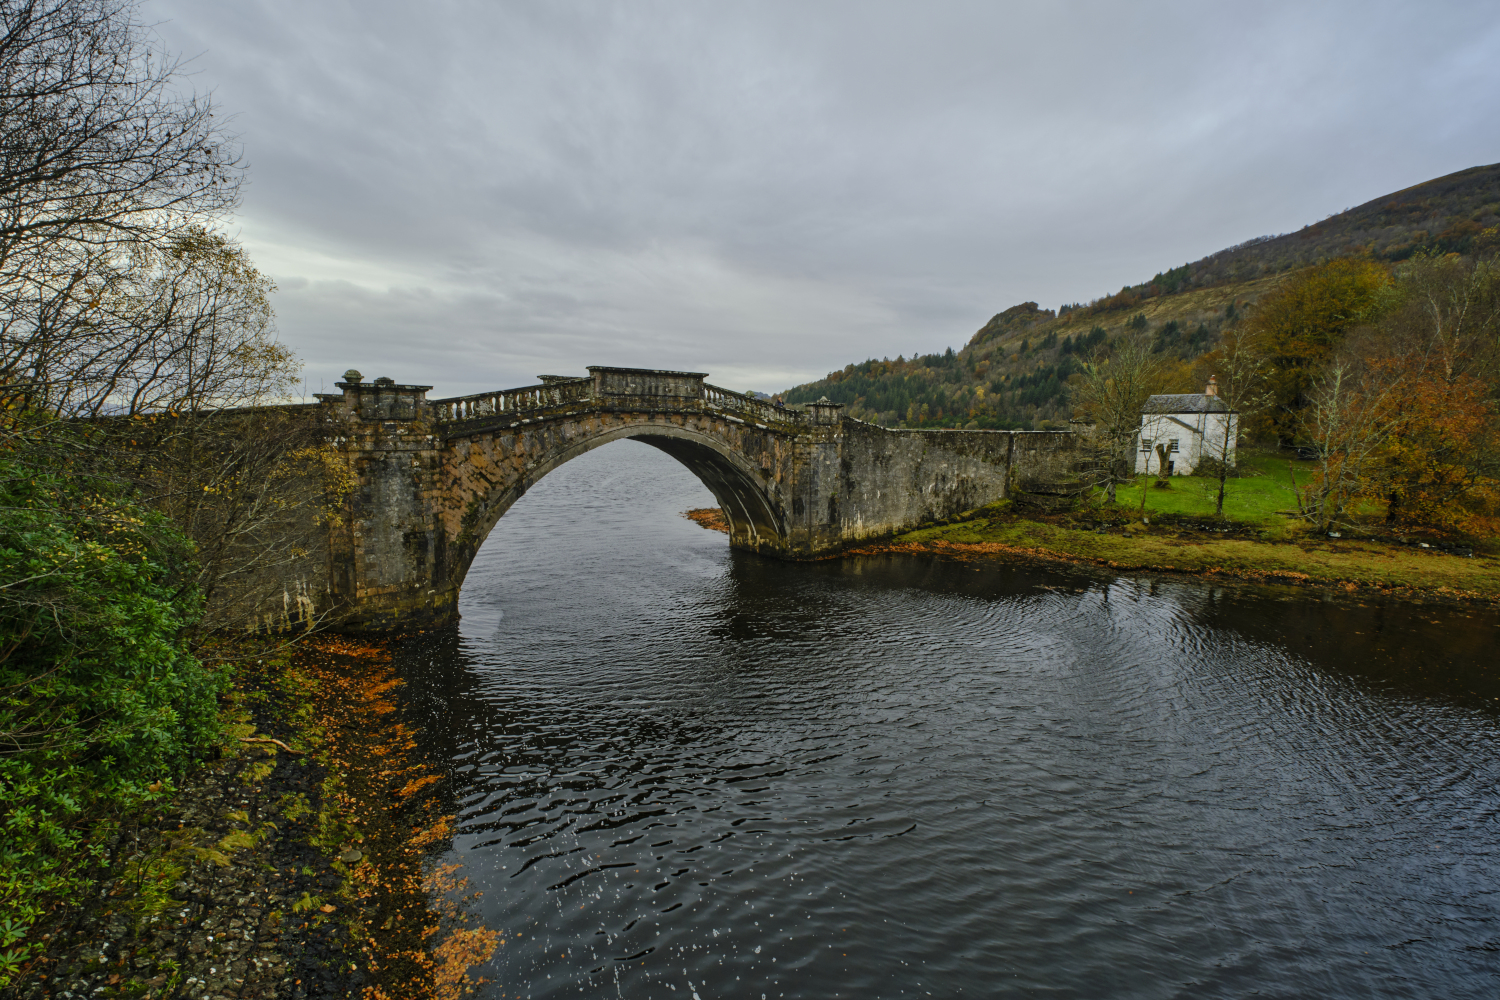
[{"left": 386, "top": 440, "right": 1500, "bottom": 999}]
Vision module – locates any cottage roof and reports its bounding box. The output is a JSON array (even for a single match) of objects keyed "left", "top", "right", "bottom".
[{"left": 1141, "top": 393, "right": 1233, "bottom": 414}]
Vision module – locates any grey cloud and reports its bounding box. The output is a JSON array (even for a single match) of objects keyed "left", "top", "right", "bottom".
[{"left": 150, "top": 0, "right": 1500, "bottom": 396}]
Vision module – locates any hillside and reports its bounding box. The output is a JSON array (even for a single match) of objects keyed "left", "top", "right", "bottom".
[
  {"left": 783, "top": 270, "right": 1282, "bottom": 430},
  {"left": 1183, "top": 162, "right": 1500, "bottom": 285},
  {"left": 782, "top": 163, "right": 1500, "bottom": 430}
]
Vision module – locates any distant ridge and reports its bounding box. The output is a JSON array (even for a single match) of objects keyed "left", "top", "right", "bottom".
[
  {"left": 783, "top": 163, "right": 1500, "bottom": 431},
  {"left": 1043, "top": 163, "right": 1500, "bottom": 324},
  {"left": 1187, "top": 162, "right": 1500, "bottom": 281}
]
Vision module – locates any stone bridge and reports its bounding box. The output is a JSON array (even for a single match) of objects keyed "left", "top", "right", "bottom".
[{"left": 291, "top": 366, "right": 1081, "bottom": 632}]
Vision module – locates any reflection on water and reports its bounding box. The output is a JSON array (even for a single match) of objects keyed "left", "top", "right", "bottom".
[{"left": 390, "top": 440, "right": 1500, "bottom": 999}]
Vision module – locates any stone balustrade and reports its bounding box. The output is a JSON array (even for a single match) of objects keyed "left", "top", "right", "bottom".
[
  {"left": 428, "top": 367, "right": 811, "bottom": 433},
  {"left": 430, "top": 376, "right": 595, "bottom": 423}
]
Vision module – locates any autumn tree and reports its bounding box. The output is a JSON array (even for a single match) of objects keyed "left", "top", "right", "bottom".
[
  {"left": 1295, "top": 249, "right": 1500, "bottom": 533},
  {"left": 1294, "top": 356, "right": 1397, "bottom": 531},
  {"left": 1367, "top": 367, "right": 1499, "bottom": 529},
  {"left": 1191, "top": 330, "right": 1273, "bottom": 516},
  {"left": 0, "top": 0, "right": 260, "bottom": 964},
  {"left": 93, "top": 227, "right": 293, "bottom": 413},
  {"left": 86, "top": 231, "right": 345, "bottom": 633},
  {"left": 1381, "top": 243, "right": 1500, "bottom": 384},
  {"left": 0, "top": 0, "right": 339, "bottom": 636},
  {"left": 1354, "top": 250, "right": 1500, "bottom": 530},
  {"left": 0, "top": 0, "right": 242, "bottom": 414},
  {"left": 1243, "top": 258, "right": 1393, "bottom": 443},
  {"left": 1068, "top": 336, "right": 1174, "bottom": 502}
]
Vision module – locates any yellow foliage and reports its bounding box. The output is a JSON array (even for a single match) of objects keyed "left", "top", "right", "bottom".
[
  {"left": 394, "top": 775, "right": 443, "bottom": 801},
  {"left": 1247, "top": 258, "right": 1393, "bottom": 362},
  {"left": 1244, "top": 258, "right": 1394, "bottom": 441},
  {"left": 281, "top": 641, "right": 500, "bottom": 1000}
]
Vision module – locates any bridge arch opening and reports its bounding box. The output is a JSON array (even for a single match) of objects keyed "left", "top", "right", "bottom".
[{"left": 447, "top": 424, "right": 786, "bottom": 595}]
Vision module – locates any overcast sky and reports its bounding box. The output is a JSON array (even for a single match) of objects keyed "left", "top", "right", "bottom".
[{"left": 147, "top": 0, "right": 1500, "bottom": 398}]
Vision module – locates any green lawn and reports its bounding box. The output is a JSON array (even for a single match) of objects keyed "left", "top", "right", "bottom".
[{"left": 1111, "top": 450, "right": 1313, "bottom": 525}]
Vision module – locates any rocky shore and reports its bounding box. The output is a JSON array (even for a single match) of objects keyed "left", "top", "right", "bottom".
[
  {"left": 7, "top": 638, "right": 502, "bottom": 1000},
  {"left": 9, "top": 732, "right": 360, "bottom": 999}
]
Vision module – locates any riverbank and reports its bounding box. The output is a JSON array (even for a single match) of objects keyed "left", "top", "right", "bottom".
[
  {"left": 869, "top": 507, "right": 1500, "bottom": 603},
  {"left": 5, "top": 657, "right": 360, "bottom": 1000},
  {"left": 5, "top": 640, "right": 498, "bottom": 1000},
  {"left": 878, "top": 452, "right": 1499, "bottom": 602},
  {"left": 683, "top": 495, "right": 1500, "bottom": 604}
]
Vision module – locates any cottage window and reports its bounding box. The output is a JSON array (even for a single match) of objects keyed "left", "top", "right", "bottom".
[
  {"left": 1140, "top": 438, "right": 1152, "bottom": 453},
  {"left": 1169, "top": 438, "right": 1180, "bottom": 453}
]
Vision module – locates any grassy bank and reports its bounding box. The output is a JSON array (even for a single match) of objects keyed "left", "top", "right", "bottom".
[
  {"left": 877, "top": 450, "right": 1500, "bottom": 602},
  {"left": 1109, "top": 449, "right": 1312, "bottom": 525},
  {"left": 889, "top": 517, "right": 1500, "bottom": 599}
]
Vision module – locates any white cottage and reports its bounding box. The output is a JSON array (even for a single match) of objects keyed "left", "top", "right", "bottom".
[{"left": 1136, "top": 378, "right": 1238, "bottom": 476}]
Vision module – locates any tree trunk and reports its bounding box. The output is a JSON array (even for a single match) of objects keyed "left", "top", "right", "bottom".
[{"left": 1215, "top": 418, "right": 1232, "bottom": 516}]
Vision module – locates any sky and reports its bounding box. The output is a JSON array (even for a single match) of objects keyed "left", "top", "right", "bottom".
[{"left": 146, "top": 0, "right": 1500, "bottom": 399}]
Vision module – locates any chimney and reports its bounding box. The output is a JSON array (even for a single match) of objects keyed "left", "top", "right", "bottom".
[{"left": 1205, "top": 375, "right": 1218, "bottom": 397}]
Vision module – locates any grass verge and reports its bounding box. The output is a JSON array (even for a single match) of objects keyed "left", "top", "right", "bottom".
[
  {"left": 1110, "top": 449, "right": 1313, "bottom": 525},
  {"left": 886, "top": 504, "right": 1500, "bottom": 603}
]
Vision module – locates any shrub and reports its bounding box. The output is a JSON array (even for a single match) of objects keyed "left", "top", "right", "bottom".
[{"left": 0, "top": 448, "right": 220, "bottom": 977}]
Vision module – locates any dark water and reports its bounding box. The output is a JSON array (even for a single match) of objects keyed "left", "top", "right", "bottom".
[{"left": 391, "top": 440, "right": 1500, "bottom": 999}]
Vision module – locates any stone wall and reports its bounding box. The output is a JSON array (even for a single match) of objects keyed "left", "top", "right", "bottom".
[
  {"left": 827, "top": 421, "right": 1082, "bottom": 550},
  {"left": 1008, "top": 428, "right": 1092, "bottom": 485},
  {"left": 112, "top": 403, "right": 341, "bottom": 634}
]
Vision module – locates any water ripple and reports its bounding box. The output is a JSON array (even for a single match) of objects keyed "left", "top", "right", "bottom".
[{"left": 391, "top": 441, "right": 1500, "bottom": 999}]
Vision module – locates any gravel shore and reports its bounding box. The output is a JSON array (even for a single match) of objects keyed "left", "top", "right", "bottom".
[{"left": 9, "top": 705, "right": 362, "bottom": 999}]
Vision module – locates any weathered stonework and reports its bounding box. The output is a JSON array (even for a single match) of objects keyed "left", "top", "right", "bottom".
[{"left": 294, "top": 366, "right": 1084, "bottom": 632}]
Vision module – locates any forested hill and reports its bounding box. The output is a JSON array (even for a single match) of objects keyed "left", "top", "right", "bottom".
[{"left": 782, "top": 163, "right": 1500, "bottom": 430}]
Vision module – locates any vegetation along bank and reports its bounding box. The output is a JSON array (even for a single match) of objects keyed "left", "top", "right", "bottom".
[{"left": 690, "top": 458, "right": 1500, "bottom": 605}]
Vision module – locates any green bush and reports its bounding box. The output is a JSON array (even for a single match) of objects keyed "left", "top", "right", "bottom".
[{"left": 0, "top": 450, "right": 221, "bottom": 978}]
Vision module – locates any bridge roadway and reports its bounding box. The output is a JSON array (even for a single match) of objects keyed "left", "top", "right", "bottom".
[{"left": 274, "top": 366, "right": 1081, "bottom": 632}]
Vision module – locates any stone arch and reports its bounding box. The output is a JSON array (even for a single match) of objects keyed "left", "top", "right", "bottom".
[
  {"left": 308, "top": 367, "right": 1076, "bottom": 632},
  {"left": 442, "top": 422, "right": 786, "bottom": 595}
]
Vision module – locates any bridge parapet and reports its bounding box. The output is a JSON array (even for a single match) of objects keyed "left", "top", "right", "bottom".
[
  {"left": 430, "top": 376, "right": 593, "bottom": 424},
  {"left": 336, "top": 372, "right": 432, "bottom": 420},
  {"left": 591, "top": 365, "right": 705, "bottom": 399},
  {"left": 427, "top": 366, "right": 812, "bottom": 434},
  {"left": 804, "top": 397, "right": 844, "bottom": 425},
  {"left": 702, "top": 382, "right": 805, "bottom": 426}
]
